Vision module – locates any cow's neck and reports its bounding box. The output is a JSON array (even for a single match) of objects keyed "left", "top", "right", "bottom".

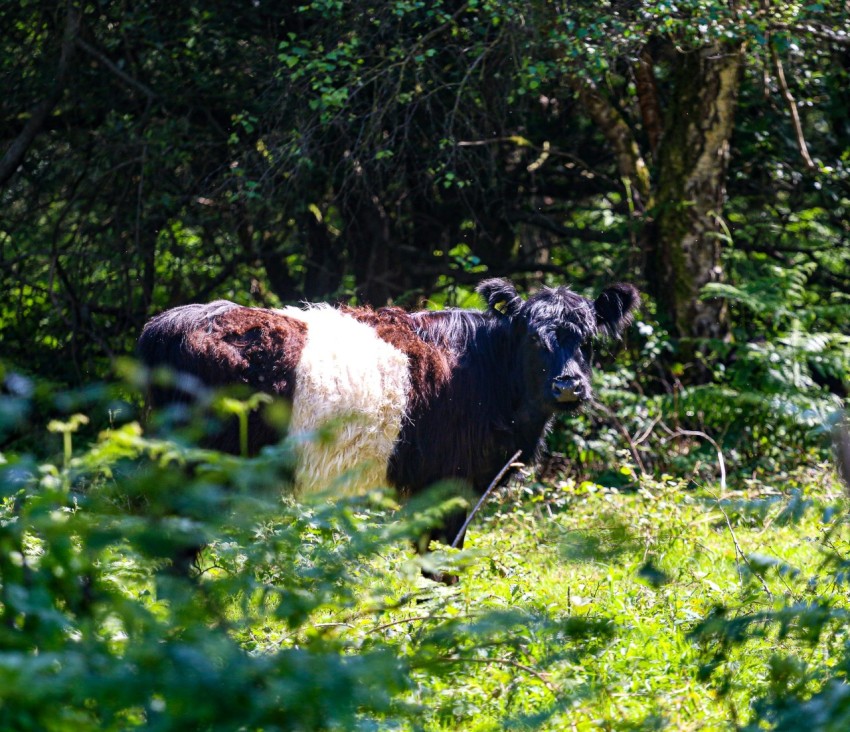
[{"left": 509, "top": 400, "right": 554, "bottom": 461}]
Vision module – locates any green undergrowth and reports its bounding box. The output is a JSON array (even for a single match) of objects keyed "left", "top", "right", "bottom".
[
  {"left": 2, "top": 394, "right": 849, "bottom": 730},
  {"left": 462, "top": 468, "right": 849, "bottom": 730},
  {"left": 278, "top": 464, "right": 849, "bottom": 731}
]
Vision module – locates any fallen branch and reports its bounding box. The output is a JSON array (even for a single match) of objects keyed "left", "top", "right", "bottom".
[{"left": 451, "top": 449, "right": 522, "bottom": 548}]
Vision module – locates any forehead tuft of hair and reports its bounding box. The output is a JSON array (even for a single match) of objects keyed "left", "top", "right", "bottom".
[{"left": 522, "top": 286, "right": 598, "bottom": 343}]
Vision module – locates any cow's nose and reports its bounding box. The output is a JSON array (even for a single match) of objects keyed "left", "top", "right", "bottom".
[{"left": 551, "top": 376, "right": 586, "bottom": 403}]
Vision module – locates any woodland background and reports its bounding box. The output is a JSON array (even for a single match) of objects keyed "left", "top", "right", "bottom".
[
  {"left": 1, "top": 1, "right": 850, "bottom": 730},
  {"left": 2, "top": 0, "right": 848, "bottom": 386}
]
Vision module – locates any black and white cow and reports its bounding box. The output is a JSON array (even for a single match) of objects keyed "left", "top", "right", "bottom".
[{"left": 139, "top": 279, "right": 638, "bottom": 551}]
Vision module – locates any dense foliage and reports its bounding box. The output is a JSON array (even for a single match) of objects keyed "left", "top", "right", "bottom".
[
  {"left": 2, "top": 0, "right": 848, "bottom": 376},
  {"left": 1, "top": 0, "right": 848, "bottom": 728},
  {"left": 1, "top": 381, "right": 849, "bottom": 730}
]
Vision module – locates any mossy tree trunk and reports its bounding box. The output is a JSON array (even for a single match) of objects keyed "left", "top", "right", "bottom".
[
  {"left": 648, "top": 45, "right": 742, "bottom": 340},
  {"left": 573, "top": 41, "right": 742, "bottom": 342}
]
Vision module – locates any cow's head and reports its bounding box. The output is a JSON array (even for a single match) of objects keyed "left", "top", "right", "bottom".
[{"left": 477, "top": 278, "right": 639, "bottom": 414}]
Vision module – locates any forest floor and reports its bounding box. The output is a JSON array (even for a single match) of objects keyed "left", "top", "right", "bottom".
[
  {"left": 4, "top": 413, "right": 847, "bottom": 730},
  {"left": 238, "top": 461, "right": 847, "bottom": 730}
]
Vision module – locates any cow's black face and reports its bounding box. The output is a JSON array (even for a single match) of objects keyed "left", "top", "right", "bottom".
[
  {"left": 549, "top": 338, "right": 595, "bottom": 410},
  {"left": 477, "top": 279, "right": 639, "bottom": 415},
  {"left": 521, "top": 290, "right": 597, "bottom": 413}
]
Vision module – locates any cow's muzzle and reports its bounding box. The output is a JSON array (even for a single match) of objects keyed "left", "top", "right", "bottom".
[{"left": 551, "top": 377, "right": 587, "bottom": 404}]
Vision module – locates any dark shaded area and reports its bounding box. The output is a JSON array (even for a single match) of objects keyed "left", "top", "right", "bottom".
[{"left": 1, "top": 2, "right": 847, "bottom": 386}]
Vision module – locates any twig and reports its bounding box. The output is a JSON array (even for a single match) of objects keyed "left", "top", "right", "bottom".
[
  {"left": 633, "top": 413, "right": 662, "bottom": 446},
  {"left": 592, "top": 401, "right": 647, "bottom": 475},
  {"left": 660, "top": 424, "right": 726, "bottom": 492},
  {"left": 438, "top": 655, "right": 557, "bottom": 696},
  {"left": 663, "top": 423, "right": 772, "bottom": 598},
  {"left": 714, "top": 494, "right": 774, "bottom": 600},
  {"left": 367, "top": 614, "right": 452, "bottom": 634},
  {"left": 770, "top": 42, "right": 816, "bottom": 172},
  {"left": 451, "top": 449, "right": 522, "bottom": 548}
]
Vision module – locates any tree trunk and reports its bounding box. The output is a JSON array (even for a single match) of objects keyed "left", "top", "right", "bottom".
[
  {"left": 344, "top": 191, "right": 394, "bottom": 305},
  {"left": 571, "top": 41, "right": 742, "bottom": 344},
  {"left": 648, "top": 44, "right": 742, "bottom": 340},
  {"left": 301, "top": 208, "right": 344, "bottom": 301}
]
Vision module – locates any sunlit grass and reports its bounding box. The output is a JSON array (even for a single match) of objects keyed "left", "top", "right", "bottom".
[
  {"left": 2, "top": 404, "right": 847, "bottom": 730},
  {"left": 237, "top": 463, "right": 847, "bottom": 730}
]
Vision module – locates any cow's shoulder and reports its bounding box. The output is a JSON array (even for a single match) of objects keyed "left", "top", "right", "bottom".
[{"left": 341, "top": 305, "right": 454, "bottom": 400}]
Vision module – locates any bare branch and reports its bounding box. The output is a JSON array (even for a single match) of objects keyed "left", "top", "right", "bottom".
[
  {"left": 714, "top": 493, "right": 774, "bottom": 599},
  {"left": 660, "top": 424, "right": 726, "bottom": 492},
  {"left": 660, "top": 423, "right": 773, "bottom": 597},
  {"left": 591, "top": 401, "right": 647, "bottom": 476},
  {"left": 570, "top": 76, "right": 651, "bottom": 209},
  {"left": 0, "top": 3, "right": 80, "bottom": 187},
  {"left": 75, "top": 38, "right": 157, "bottom": 100},
  {"left": 452, "top": 450, "right": 523, "bottom": 548},
  {"left": 770, "top": 43, "right": 817, "bottom": 172}
]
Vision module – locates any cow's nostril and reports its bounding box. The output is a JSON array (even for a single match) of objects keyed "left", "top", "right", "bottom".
[{"left": 552, "top": 377, "right": 584, "bottom": 403}]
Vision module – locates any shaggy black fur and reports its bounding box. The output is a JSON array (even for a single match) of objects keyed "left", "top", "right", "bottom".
[{"left": 388, "top": 279, "right": 639, "bottom": 549}]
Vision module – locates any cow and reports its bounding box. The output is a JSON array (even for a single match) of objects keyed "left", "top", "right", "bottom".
[{"left": 138, "top": 278, "right": 639, "bottom": 571}]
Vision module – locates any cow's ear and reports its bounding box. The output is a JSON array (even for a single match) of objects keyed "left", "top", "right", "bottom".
[
  {"left": 477, "top": 278, "right": 524, "bottom": 317},
  {"left": 594, "top": 283, "right": 640, "bottom": 337}
]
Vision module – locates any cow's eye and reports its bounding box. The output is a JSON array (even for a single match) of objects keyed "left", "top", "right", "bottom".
[
  {"left": 556, "top": 332, "right": 578, "bottom": 351},
  {"left": 532, "top": 333, "right": 551, "bottom": 350}
]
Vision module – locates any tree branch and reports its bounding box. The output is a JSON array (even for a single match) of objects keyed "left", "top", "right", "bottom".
[
  {"left": 570, "top": 76, "right": 651, "bottom": 209},
  {"left": 74, "top": 37, "right": 157, "bottom": 100},
  {"left": 0, "top": 3, "right": 81, "bottom": 187},
  {"left": 770, "top": 43, "right": 817, "bottom": 172}
]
